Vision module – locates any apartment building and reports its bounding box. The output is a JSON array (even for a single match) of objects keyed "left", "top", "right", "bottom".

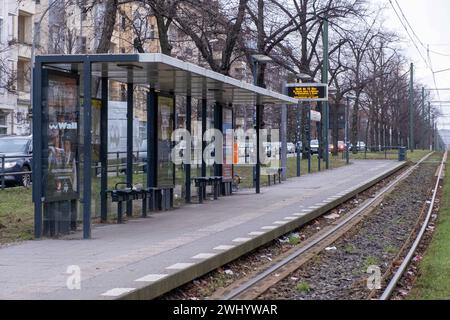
[
  {"left": 0, "top": 0, "right": 36, "bottom": 135},
  {"left": 0, "top": 0, "right": 259, "bottom": 136}
]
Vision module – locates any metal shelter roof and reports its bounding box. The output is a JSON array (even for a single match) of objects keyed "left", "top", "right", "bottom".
[{"left": 36, "top": 53, "right": 298, "bottom": 105}]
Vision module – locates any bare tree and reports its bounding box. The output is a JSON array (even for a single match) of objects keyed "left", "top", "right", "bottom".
[{"left": 172, "top": 0, "right": 248, "bottom": 75}]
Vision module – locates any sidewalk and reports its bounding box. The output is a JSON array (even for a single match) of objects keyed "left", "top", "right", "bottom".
[{"left": 0, "top": 160, "right": 405, "bottom": 299}]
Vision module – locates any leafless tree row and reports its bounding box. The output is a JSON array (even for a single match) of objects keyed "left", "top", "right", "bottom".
[{"left": 0, "top": 0, "right": 437, "bottom": 148}]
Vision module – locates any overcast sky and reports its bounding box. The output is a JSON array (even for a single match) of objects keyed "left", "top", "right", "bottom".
[{"left": 374, "top": 0, "right": 450, "bottom": 131}]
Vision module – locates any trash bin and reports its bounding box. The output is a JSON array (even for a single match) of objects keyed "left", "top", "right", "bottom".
[{"left": 398, "top": 147, "right": 407, "bottom": 161}]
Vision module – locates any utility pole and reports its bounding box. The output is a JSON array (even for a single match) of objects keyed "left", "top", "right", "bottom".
[
  {"left": 281, "top": 82, "right": 287, "bottom": 181},
  {"left": 422, "top": 87, "right": 425, "bottom": 149},
  {"left": 409, "top": 63, "right": 414, "bottom": 152},
  {"left": 428, "top": 101, "right": 432, "bottom": 150},
  {"left": 322, "top": 18, "right": 330, "bottom": 169},
  {"left": 432, "top": 114, "right": 435, "bottom": 151},
  {"left": 296, "top": 102, "right": 301, "bottom": 176},
  {"left": 345, "top": 96, "right": 350, "bottom": 165}
]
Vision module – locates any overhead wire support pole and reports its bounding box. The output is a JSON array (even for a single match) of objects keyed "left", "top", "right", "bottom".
[
  {"left": 322, "top": 18, "right": 330, "bottom": 169},
  {"left": 422, "top": 87, "right": 425, "bottom": 149},
  {"left": 428, "top": 101, "right": 432, "bottom": 150},
  {"left": 409, "top": 63, "right": 414, "bottom": 152},
  {"left": 345, "top": 96, "right": 350, "bottom": 165}
]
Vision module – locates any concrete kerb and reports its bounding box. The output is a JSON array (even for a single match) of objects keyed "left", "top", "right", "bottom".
[{"left": 119, "top": 161, "right": 407, "bottom": 300}]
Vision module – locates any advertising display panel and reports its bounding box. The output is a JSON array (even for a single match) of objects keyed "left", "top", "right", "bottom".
[
  {"left": 157, "top": 95, "right": 175, "bottom": 188},
  {"left": 222, "top": 107, "right": 233, "bottom": 181},
  {"left": 44, "top": 70, "right": 79, "bottom": 202}
]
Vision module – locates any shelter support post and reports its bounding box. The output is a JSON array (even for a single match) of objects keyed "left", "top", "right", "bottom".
[
  {"left": 185, "top": 96, "right": 192, "bottom": 203},
  {"left": 33, "top": 62, "right": 43, "bottom": 238},
  {"left": 201, "top": 98, "right": 207, "bottom": 177},
  {"left": 147, "top": 88, "right": 157, "bottom": 189},
  {"left": 126, "top": 82, "right": 133, "bottom": 217},
  {"left": 100, "top": 77, "right": 108, "bottom": 222},
  {"left": 214, "top": 102, "right": 223, "bottom": 177},
  {"left": 255, "top": 103, "right": 261, "bottom": 194},
  {"left": 82, "top": 60, "right": 92, "bottom": 239}
]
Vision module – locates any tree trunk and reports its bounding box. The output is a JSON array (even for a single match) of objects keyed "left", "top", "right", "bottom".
[
  {"left": 96, "top": 0, "right": 118, "bottom": 53},
  {"left": 155, "top": 15, "right": 173, "bottom": 55}
]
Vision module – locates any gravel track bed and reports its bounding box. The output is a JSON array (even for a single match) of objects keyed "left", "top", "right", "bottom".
[
  {"left": 388, "top": 179, "right": 443, "bottom": 299},
  {"left": 258, "top": 161, "right": 438, "bottom": 300},
  {"left": 160, "top": 165, "right": 409, "bottom": 300}
]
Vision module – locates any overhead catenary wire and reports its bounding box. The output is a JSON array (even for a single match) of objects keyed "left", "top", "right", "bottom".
[
  {"left": 388, "top": 0, "right": 445, "bottom": 114},
  {"left": 388, "top": 0, "right": 430, "bottom": 69}
]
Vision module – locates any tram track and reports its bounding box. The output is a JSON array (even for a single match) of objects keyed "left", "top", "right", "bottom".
[
  {"left": 210, "top": 152, "right": 439, "bottom": 300},
  {"left": 378, "top": 151, "right": 447, "bottom": 300}
]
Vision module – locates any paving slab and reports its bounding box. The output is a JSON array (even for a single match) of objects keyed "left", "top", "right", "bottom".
[{"left": 0, "top": 160, "right": 405, "bottom": 299}]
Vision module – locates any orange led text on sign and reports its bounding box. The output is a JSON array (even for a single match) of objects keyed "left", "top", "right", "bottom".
[{"left": 291, "top": 87, "right": 320, "bottom": 99}]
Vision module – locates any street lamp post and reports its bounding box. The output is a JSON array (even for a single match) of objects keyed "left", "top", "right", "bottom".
[
  {"left": 295, "top": 73, "right": 317, "bottom": 175},
  {"left": 251, "top": 54, "right": 272, "bottom": 194},
  {"left": 409, "top": 63, "right": 414, "bottom": 152},
  {"left": 345, "top": 96, "right": 350, "bottom": 165}
]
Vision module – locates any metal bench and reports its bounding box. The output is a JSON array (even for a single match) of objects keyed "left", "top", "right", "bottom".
[
  {"left": 266, "top": 168, "right": 283, "bottom": 186},
  {"left": 106, "top": 183, "right": 174, "bottom": 223},
  {"left": 107, "top": 182, "right": 147, "bottom": 223},
  {"left": 192, "top": 176, "right": 222, "bottom": 203},
  {"left": 144, "top": 186, "right": 174, "bottom": 212}
]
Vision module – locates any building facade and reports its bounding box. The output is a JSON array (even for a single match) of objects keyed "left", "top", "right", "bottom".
[{"left": 0, "top": 0, "right": 36, "bottom": 136}]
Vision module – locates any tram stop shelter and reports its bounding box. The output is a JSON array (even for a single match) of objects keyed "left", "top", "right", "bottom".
[{"left": 32, "top": 53, "right": 297, "bottom": 239}]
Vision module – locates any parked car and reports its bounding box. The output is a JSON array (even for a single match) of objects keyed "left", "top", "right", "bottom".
[
  {"left": 337, "top": 141, "right": 346, "bottom": 152},
  {"left": 356, "top": 141, "right": 367, "bottom": 151},
  {"left": 349, "top": 141, "right": 367, "bottom": 152},
  {"left": 287, "top": 142, "right": 296, "bottom": 154},
  {"left": 310, "top": 139, "right": 319, "bottom": 154},
  {"left": 0, "top": 135, "right": 33, "bottom": 187}
]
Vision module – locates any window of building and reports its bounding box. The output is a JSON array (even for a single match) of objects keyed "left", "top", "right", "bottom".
[
  {"left": 34, "top": 22, "right": 40, "bottom": 46},
  {"left": 0, "top": 113, "right": 7, "bottom": 127},
  {"left": 8, "top": 59, "right": 15, "bottom": 91},
  {"left": 109, "top": 42, "right": 117, "bottom": 54},
  {"left": 148, "top": 24, "right": 155, "bottom": 39},
  {"left": 80, "top": 0, "right": 87, "bottom": 21},
  {"left": 8, "top": 14, "right": 14, "bottom": 42},
  {"left": 121, "top": 15, "right": 126, "bottom": 31},
  {"left": 17, "top": 59, "right": 27, "bottom": 92},
  {"left": 0, "top": 18, "right": 3, "bottom": 44},
  {"left": 120, "top": 84, "right": 126, "bottom": 101},
  {"left": 50, "top": 26, "right": 60, "bottom": 53},
  {"left": 77, "top": 36, "right": 87, "bottom": 53},
  {"left": 18, "top": 15, "right": 25, "bottom": 44}
]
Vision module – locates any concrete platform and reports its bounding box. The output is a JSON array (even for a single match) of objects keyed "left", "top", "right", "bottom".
[{"left": 0, "top": 160, "right": 405, "bottom": 300}]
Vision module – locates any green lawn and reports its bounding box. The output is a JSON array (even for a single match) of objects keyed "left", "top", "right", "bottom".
[
  {"left": 234, "top": 155, "right": 346, "bottom": 189},
  {"left": 408, "top": 159, "right": 450, "bottom": 299},
  {"left": 348, "top": 149, "right": 431, "bottom": 162},
  {"left": 0, "top": 187, "right": 34, "bottom": 244}
]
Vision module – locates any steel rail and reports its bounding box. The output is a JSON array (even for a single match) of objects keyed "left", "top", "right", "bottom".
[
  {"left": 223, "top": 152, "right": 434, "bottom": 300},
  {"left": 380, "top": 151, "right": 447, "bottom": 300}
]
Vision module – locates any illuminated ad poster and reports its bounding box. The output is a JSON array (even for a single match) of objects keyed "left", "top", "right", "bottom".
[
  {"left": 157, "top": 95, "right": 175, "bottom": 188},
  {"left": 222, "top": 107, "right": 233, "bottom": 181},
  {"left": 45, "top": 71, "right": 79, "bottom": 201}
]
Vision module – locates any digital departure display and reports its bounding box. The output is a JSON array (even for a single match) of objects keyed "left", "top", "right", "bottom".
[{"left": 286, "top": 84, "right": 328, "bottom": 101}]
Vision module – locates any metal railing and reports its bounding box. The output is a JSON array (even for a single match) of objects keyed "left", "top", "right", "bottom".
[
  {"left": 0, "top": 150, "right": 148, "bottom": 190},
  {"left": 350, "top": 145, "right": 405, "bottom": 160}
]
